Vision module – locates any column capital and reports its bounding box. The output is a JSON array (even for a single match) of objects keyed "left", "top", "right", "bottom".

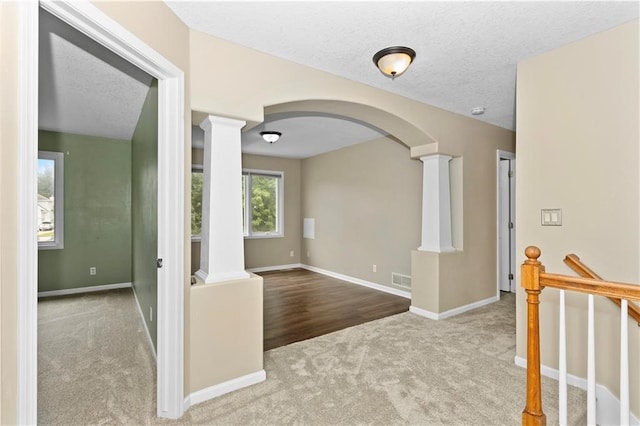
[
  {"left": 419, "top": 153, "right": 452, "bottom": 163},
  {"left": 199, "top": 115, "right": 246, "bottom": 132}
]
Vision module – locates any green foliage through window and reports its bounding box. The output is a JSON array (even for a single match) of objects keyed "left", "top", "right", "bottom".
[
  {"left": 191, "top": 170, "right": 203, "bottom": 236},
  {"left": 243, "top": 171, "right": 282, "bottom": 236},
  {"left": 191, "top": 169, "right": 283, "bottom": 238},
  {"left": 249, "top": 175, "right": 277, "bottom": 233}
]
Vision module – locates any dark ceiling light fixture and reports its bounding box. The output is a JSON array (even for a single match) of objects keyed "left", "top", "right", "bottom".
[
  {"left": 372, "top": 46, "right": 416, "bottom": 79},
  {"left": 260, "top": 131, "right": 282, "bottom": 144}
]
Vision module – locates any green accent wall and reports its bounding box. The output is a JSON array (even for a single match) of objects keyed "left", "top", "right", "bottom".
[
  {"left": 131, "top": 79, "right": 158, "bottom": 349},
  {"left": 38, "top": 131, "right": 132, "bottom": 291}
]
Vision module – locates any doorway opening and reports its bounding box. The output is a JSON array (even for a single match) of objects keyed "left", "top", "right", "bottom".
[
  {"left": 17, "top": 1, "right": 185, "bottom": 422},
  {"left": 497, "top": 150, "right": 516, "bottom": 295}
]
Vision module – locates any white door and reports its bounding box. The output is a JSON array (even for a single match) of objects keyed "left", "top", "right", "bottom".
[{"left": 498, "top": 158, "right": 516, "bottom": 292}]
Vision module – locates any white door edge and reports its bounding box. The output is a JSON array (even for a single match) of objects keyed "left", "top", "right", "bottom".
[{"left": 496, "top": 150, "right": 516, "bottom": 298}]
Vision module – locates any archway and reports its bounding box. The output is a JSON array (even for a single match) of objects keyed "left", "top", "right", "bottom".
[{"left": 262, "top": 99, "right": 437, "bottom": 149}]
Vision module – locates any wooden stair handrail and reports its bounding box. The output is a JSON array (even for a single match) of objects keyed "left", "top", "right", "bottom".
[
  {"left": 564, "top": 254, "right": 640, "bottom": 326},
  {"left": 539, "top": 273, "right": 640, "bottom": 301},
  {"left": 521, "top": 246, "right": 640, "bottom": 426}
]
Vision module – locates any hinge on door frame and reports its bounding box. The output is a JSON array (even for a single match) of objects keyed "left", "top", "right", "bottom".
[
  {"left": 508, "top": 170, "right": 513, "bottom": 178},
  {"left": 508, "top": 273, "right": 514, "bottom": 280},
  {"left": 509, "top": 222, "right": 514, "bottom": 229}
]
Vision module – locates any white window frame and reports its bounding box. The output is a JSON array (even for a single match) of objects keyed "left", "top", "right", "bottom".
[
  {"left": 243, "top": 169, "right": 284, "bottom": 239},
  {"left": 191, "top": 165, "right": 203, "bottom": 242},
  {"left": 38, "top": 150, "right": 64, "bottom": 250}
]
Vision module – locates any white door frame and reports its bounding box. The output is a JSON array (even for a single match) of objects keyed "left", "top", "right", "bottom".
[
  {"left": 16, "top": 1, "right": 185, "bottom": 422},
  {"left": 496, "top": 150, "right": 516, "bottom": 297}
]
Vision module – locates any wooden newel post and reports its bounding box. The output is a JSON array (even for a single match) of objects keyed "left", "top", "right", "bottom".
[{"left": 522, "top": 246, "right": 547, "bottom": 426}]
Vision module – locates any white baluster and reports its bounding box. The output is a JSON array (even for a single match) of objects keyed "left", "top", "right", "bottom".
[
  {"left": 559, "top": 290, "right": 567, "bottom": 426},
  {"left": 620, "top": 299, "right": 629, "bottom": 426},
  {"left": 587, "top": 294, "right": 596, "bottom": 426}
]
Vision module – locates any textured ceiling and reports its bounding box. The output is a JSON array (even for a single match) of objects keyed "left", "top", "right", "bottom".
[
  {"left": 39, "top": 2, "right": 639, "bottom": 156},
  {"left": 39, "top": 8, "right": 153, "bottom": 141},
  {"left": 166, "top": 1, "right": 639, "bottom": 130}
]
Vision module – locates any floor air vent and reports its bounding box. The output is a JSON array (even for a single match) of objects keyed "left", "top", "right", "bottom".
[{"left": 391, "top": 272, "right": 411, "bottom": 290}]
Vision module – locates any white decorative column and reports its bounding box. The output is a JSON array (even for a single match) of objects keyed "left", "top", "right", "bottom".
[
  {"left": 418, "top": 154, "right": 455, "bottom": 253},
  {"left": 196, "top": 116, "right": 250, "bottom": 284}
]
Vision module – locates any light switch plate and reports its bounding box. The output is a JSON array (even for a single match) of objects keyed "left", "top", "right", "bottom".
[{"left": 541, "top": 209, "right": 562, "bottom": 226}]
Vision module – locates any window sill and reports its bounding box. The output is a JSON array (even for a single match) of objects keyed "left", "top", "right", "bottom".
[
  {"left": 244, "top": 234, "right": 284, "bottom": 240},
  {"left": 38, "top": 243, "right": 63, "bottom": 251}
]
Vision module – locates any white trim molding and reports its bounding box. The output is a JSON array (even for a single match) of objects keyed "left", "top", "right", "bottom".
[
  {"left": 184, "top": 370, "right": 266, "bottom": 411},
  {"left": 514, "top": 356, "right": 639, "bottom": 425},
  {"left": 301, "top": 264, "right": 411, "bottom": 299},
  {"left": 246, "top": 263, "right": 411, "bottom": 299},
  {"left": 132, "top": 285, "right": 157, "bottom": 361},
  {"left": 409, "top": 295, "right": 498, "bottom": 320},
  {"left": 38, "top": 282, "right": 132, "bottom": 298},
  {"left": 247, "top": 263, "right": 303, "bottom": 273},
  {"left": 37, "top": 150, "right": 64, "bottom": 250},
  {"left": 16, "top": 2, "right": 39, "bottom": 424},
  {"left": 19, "top": 1, "right": 186, "bottom": 421}
]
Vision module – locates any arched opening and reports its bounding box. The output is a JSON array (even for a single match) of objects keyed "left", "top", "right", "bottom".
[
  {"left": 262, "top": 99, "right": 437, "bottom": 149},
  {"left": 233, "top": 100, "right": 431, "bottom": 349}
]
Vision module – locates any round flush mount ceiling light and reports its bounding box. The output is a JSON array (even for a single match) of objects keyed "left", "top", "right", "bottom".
[
  {"left": 260, "top": 131, "right": 282, "bottom": 144},
  {"left": 372, "top": 46, "right": 416, "bottom": 79},
  {"left": 471, "top": 107, "right": 486, "bottom": 116}
]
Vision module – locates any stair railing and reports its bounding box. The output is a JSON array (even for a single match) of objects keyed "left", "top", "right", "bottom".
[
  {"left": 564, "top": 253, "right": 640, "bottom": 326},
  {"left": 521, "top": 246, "right": 640, "bottom": 426}
]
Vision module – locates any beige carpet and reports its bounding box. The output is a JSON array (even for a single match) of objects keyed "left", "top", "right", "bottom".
[
  {"left": 38, "top": 288, "right": 156, "bottom": 424},
  {"left": 39, "top": 289, "right": 586, "bottom": 425}
]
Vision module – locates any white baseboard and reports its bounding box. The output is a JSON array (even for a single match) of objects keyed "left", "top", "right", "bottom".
[
  {"left": 247, "top": 263, "right": 303, "bottom": 273},
  {"left": 132, "top": 285, "right": 157, "bottom": 362},
  {"left": 300, "top": 264, "right": 411, "bottom": 299},
  {"left": 514, "top": 355, "right": 587, "bottom": 389},
  {"left": 38, "top": 282, "right": 132, "bottom": 298},
  {"left": 183, "top": 369, "right": 266, "bottom": 411},
  {"left": 409, "top": 295, "right": 498, "bottom": 320},
  {"left": 514, "top": 356, "right": 639, "bottom": 425}
]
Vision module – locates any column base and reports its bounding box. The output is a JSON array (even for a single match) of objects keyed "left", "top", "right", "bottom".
[
  {"left": 195, "top": 269, "right": 250, "bottom": 284},
  {"left": 418, "top": 245, "right": 456, "bottom": 253}
]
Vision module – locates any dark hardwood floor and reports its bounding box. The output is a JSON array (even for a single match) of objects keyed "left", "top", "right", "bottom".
[{"left": 259, "top": 268, "right": 410, "bottom": 351}]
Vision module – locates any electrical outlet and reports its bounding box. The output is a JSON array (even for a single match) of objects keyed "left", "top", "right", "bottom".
[
  {"left": 372, "top": 264, "right": 377, "bottom": 273},
  {"left": 150, "top": 306, "right": 153, "bottom": 322},
  {"left": 89, "top": 267, "right": 96, "bottom": 276},
  {"left": 290, "top": 250, "right": 294, "bottom": 257}
]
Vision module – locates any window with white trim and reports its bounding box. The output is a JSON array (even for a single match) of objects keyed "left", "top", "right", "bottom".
[
  {"left": 243, "top": 169, "right": 284, "bottom": 238},
  {"left": 38, "top": 151, "right": 64, "bottom": 250}
]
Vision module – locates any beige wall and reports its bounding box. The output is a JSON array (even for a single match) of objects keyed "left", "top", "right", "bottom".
[
  {"left": 1, "top": 2, "right": 19, "bottom": 422},
  {"left": 242, "top": 154, "right": 302, "bottom": 269},
  {"left": 301, "top": 137, "right": 422, "bottom": 289},
  {"left": 516, "top": 20, "right": 639, "bottom": 414},
  {"left": 189, "top": 274, "right": 263, "bottom": 393},
  {"left": 412, "top": 127, "right": 515, "bottom": 313}
]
